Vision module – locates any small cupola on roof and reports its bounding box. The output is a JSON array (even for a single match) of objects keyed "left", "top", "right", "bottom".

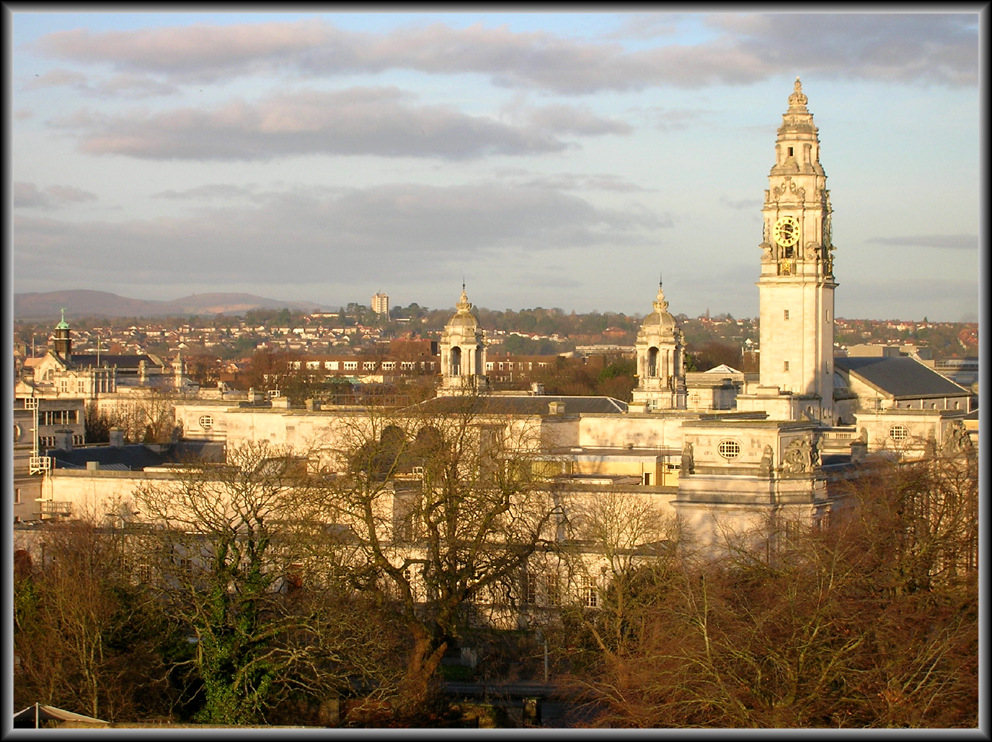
[
  {"left": 631, "top": 279, "right": 686, "bottom": 411},
  {"left": 438, "top": 284, "right": 488, "bottom": 396},
  {"left": 52, "top": 307, "right": 72, "bottom": 361}
]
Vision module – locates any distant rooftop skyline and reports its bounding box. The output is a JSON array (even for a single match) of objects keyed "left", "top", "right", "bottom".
[{"left": 11, "top": 10, "right": 981, "bottom": 322}]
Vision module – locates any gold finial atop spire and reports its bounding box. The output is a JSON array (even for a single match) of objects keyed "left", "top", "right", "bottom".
[
  {"left": 788, "top": 76, "right": 808, "bottom": 109},
  {"left": 653, "top": 283, "right": 669, "bottom": 314},
  {"left": 456, "top": 285, "right": 471, "bottom": 312}
]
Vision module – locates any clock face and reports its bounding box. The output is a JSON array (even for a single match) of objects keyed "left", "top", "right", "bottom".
[{"left": 773, "top": 216, "right": 800, "bottom": 247}]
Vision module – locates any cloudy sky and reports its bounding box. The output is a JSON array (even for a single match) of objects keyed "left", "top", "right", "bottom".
[{"left": 10, "top": 10, "right": 981, "bottom": 321}]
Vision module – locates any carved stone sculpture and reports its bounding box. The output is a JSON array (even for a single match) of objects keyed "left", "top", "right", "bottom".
[
  {"left": 783, "top": 437, "right": 815, "bottom": 474},
  {"left": 758, "top": 444, "right": 774, "bottom": 477},
  {"left": 681, "top": 442, "right": 694, "bottom": 475}
]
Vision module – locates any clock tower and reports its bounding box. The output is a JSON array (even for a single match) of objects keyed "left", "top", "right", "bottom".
[{"left": 748, "top": 78, "right": 836, "bottom": 423}]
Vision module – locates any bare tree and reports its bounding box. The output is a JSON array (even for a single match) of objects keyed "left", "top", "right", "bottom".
[
  {"left": 132, "top": 441, "right": 405, "bottom": 724},
  {"left": 317, "top": 394, "right": 559, "bottom": 713},
  {"left": 13, "top": 522, "right": 175, "bottom": 721},
  {"left": 562, "top": 450, "right": 978, "bottom": 728}
]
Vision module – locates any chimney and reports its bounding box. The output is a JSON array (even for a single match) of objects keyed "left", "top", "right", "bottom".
[
  {"left": 305, "top": 399, "right": 321, "bottom": 412},
  {"left": 86, "top": 461, "right": 100, "bottom": 471},
  {"left": 272, "top": 397, "right": 291, "bottom": 409},
  {"left": 109, "top": 427, "right": 124, "bottom": 447},
  {"left": 531, "top": 383, "right": 545, "bottom": 396},
  {"left": 548, "top": 401, "right": 565, "bottom": 416}
]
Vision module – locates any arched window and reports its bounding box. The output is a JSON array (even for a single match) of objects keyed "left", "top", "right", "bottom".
[
  {"left": 647, "top": 347, "right": 659, "bottom": 377},
  {"left": 450, "top": 346, "right": 461, "bottom": 376}
]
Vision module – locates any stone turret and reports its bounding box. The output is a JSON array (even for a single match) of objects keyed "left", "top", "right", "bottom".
[
  {"left": 631, "top": 280, "right": 686, "bottom": 411},
  {"left": 437, "top": 286, "right": 488, "bottom": 396},
  {"left": 52, "top": 307, "right": 71, "bottom": 362}
]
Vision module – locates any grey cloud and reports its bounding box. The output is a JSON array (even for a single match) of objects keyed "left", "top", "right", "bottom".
[
  {"left": 866, "top": 234, "right": 977, "bottom": 250},
  {"left": 14, "top": 182, "right": 98, "bottom": 210},
  {"left": 152, "top": 184, "right": 261, "bottom": 200},
  {"left": 509, "top": 172, "right": 649, "bottom": 193},
  {"left": 23, "top": 68, "right": 89, "bottom": 90},
  {"left": 521, "top": 104, "right": 632, "bottom": 136},
  {"left": 14, "top": 182, "right": 665, "bottom": 288},
  {"left": 51, "top": 87, "right": 569, "bottom": 161},
  {"left": 645, "top": 107, "right": 710, "bottom": 131},
  {"left": 838, "top": 277, "right": 978, "bottom": 322},
  {"left": 709, "top": 14, "right": 977, "bottom": 86},
  {"left": 32, "top": 16, "right": 977, "bottom": 94},
  {"left": 15, "top": 108, "right": 34, "bottom": 120},
  {"left": 720, "top": 194, "right": 762, "bottom": 210},
  {"left": 93, "top": 74, "right": 179, "bottom": 98},
  {"left": 605, "top": 14, "right": 682, "bottom": 40},
  {"left": 23, "top": 67, "right": 177, "bottom": 98}
]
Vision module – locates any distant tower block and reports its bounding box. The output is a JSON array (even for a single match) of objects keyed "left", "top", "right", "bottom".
[{"left": 372, "top": 292, "right": 390, "bottom": 319}]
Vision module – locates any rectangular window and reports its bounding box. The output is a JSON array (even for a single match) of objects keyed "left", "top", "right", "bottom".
[
  {"left": 582, "top": 575, "right": 598, "bottom": 608},
  {"left": 545, "top": 575, "right": 561, "bottom": 606},
  {"left": 784, "top": 361, "right": 790, "bottom": 372},
  {"left": 784, "top": 309, "right": 790, "bottom": 320},
  {"left": 524, "top": 573, "right": 537, "bottom": 605}
]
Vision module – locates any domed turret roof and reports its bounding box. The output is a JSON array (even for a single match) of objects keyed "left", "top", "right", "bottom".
[
  {"left": 641, "top": 283, "right": 676, "bottom": 329},
  {"left": 55, "top": 307, "right": 70, "bottom": 331},
  {"left": 447, "top": 288, "right": 478, "bottom": 328}
]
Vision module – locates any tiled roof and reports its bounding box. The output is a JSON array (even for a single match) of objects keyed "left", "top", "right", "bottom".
[
  {"left": 50, "top": 440, "right": 224, "bottom": 470},
  {"left": 835, "top": 356, "right": 971, "bottom": 399},
  {"left": 69, "top": 354, "right": 162, "bottom": 370}
]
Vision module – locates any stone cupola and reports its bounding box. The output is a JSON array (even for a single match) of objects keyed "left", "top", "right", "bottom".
[
  {"left": 438, "top": 285, "right": 488, "bottom": 396},
  {"left": 631, "top": 280, "right": 686, "bottom": 411}
]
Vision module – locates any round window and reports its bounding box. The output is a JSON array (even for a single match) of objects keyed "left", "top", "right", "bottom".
[
  {"left": 198, "top": 415, "right": 214, "bottom": 430},
  {"left": 718, "top": 439, "right": 742, "bottom": 459}
]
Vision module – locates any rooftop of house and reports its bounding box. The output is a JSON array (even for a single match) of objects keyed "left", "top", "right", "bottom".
[{"left": 835, "top": 356, "right": 971, "bottom": 399}]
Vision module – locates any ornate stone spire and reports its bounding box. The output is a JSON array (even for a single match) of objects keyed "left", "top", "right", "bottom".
[{"left": 788, "top": 76, "right": 808, "bottom": 110}]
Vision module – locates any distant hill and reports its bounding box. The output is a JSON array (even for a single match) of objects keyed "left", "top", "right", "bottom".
[{"left": 14, "top": 290, "right": 336, "bottom": 320}]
